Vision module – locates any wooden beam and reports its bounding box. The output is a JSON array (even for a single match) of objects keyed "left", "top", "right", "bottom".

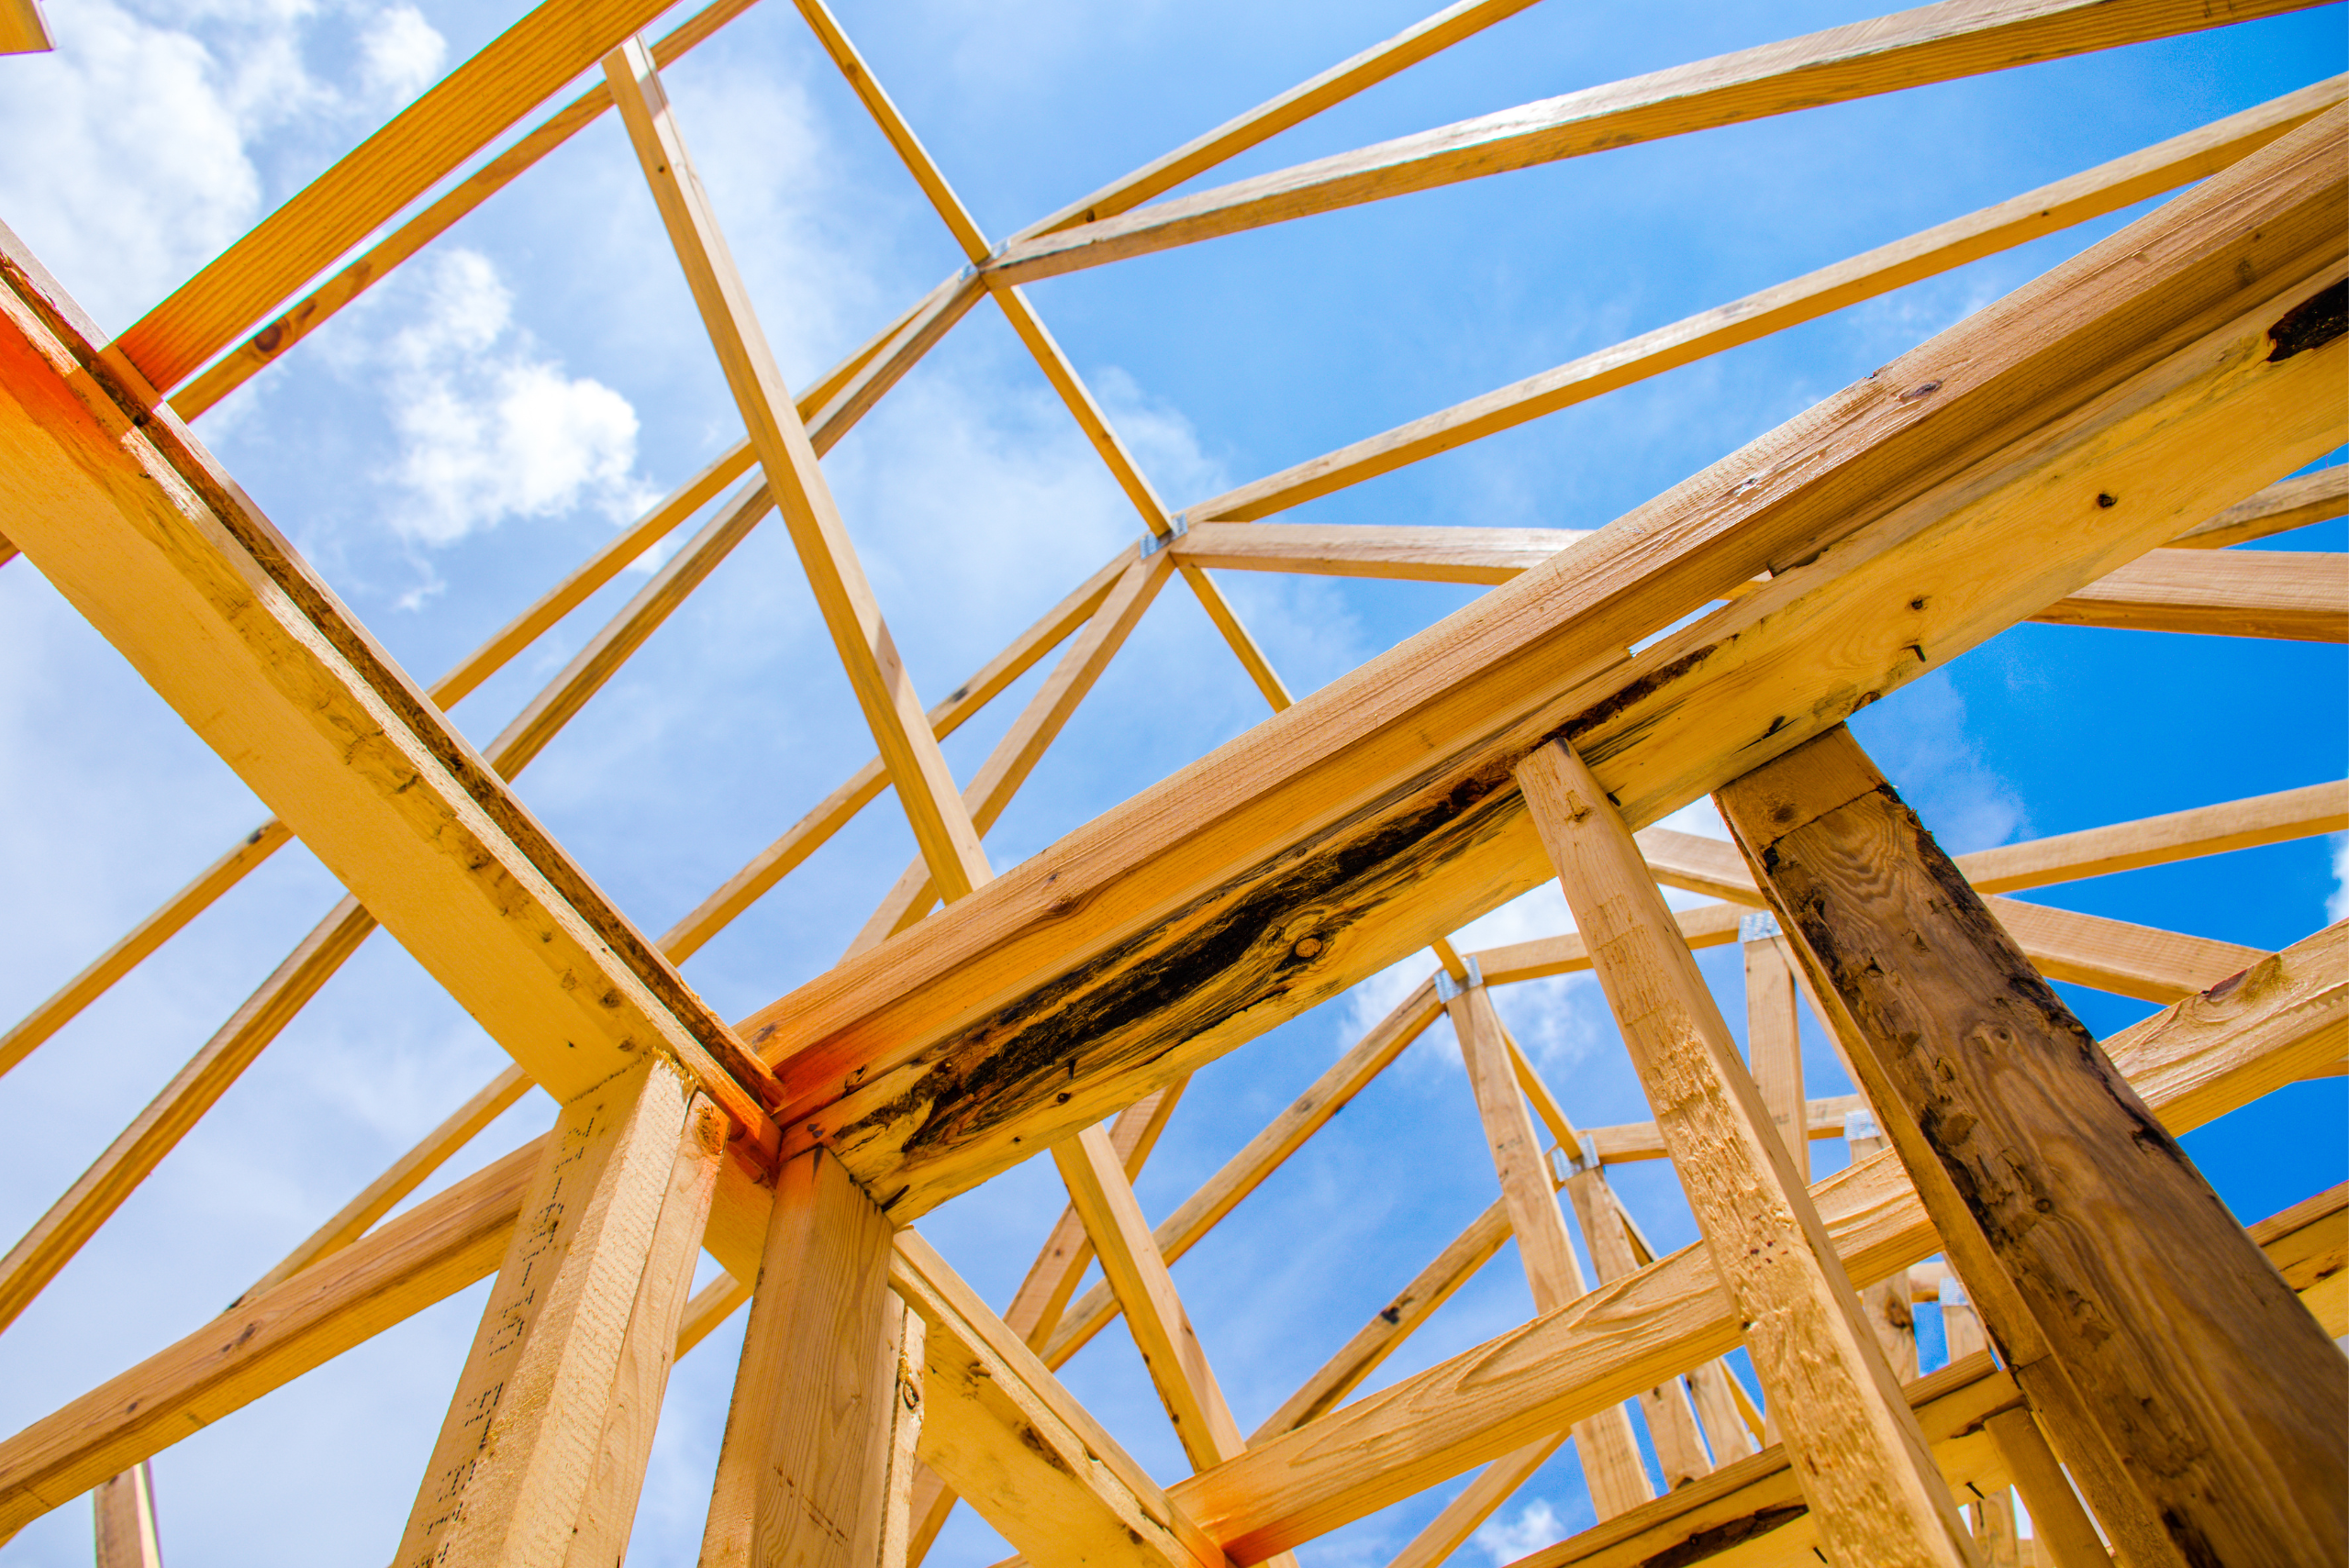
[
  {"left": 1176, "top": 522, "right": 1590, "bottom": 581},
  {"left": 847, "top": 550, "right": 1174, "bottom": 953},
  {"left": 0, "top": 228, "right": 777, "bottom": 1140},
  {"left": 1152, "top": 917, "right": 2346, "bottom": 1560},
  {"left": 0, "top": 0, "right": 50, "bottom": 53},
  {"left": 740, "top": 106, "right": 2348, "bottom": 1222},
  {"left": 887, "top": 1230, "right": 1228, "bottom": 1568},
  {"left": 1451, "top": 984, "right": 1653, "bottom": 1523},
  {"left": 0, "top": 477, "right": 784, "bottom": 1335},
  {"left": 1496, "top": 1353, "right": 2021, "bottom": 1568},
  {"left": 991, "top": 5, "right": 2327, "bottom": 285},
  {"left": 1584, "top": 1095, "right": 1868, "bottom": 1165},
  {"left": 1017, "top": 0, "right": 1542, "bottom": 239},
  {"left": 1514, "top": 737, "right": 1975, "bottom": 1567},
  {"left": 1742, "top": 919, "right": 1809, "bottom": 1182},
  {"left": 115, "top": 0, "right": 699, "bottom": 393},
  {"left": 2170, "top": 463, "right": 2349, "bottom": 547},
  {"left": 2249, "top": 1180, "right": 2349, "bottom": 1336},
  {"left": 1564, "top": 1172, "right": 1715, "bottom": 1492},
  {"left": 395, "top": 1063, "right": 720, "bottom": 1562},
  {"left": 1041, "top": 977, "right": 1443, "bottom": 1367},
  {"left": 1978, "top": 1409, "right": 2110, "bottom": 1568},
  {"left": 1844, "top": 1112, "right": 1922, "bottom": 1385},
  {"left": 1174, "top": 78, "right": 2341, "bottom": 528},
  {"left": 1716, "top": 722, "right": 2346, "bottom": 1566},
  {"left": 9, "top": 912, "right": 2332, "bottom": 1546},
  {"left": 1957, "top": 779, "right": 2348, "bottom": 894},
  {"left": 606, "top": 38, "right": 991, "bottom": 905},
  {"left": 165, "top": 0, "right": 769, "bottom": 419},
  {"left": 91, "top": 1463, "right": 161, "bottom": 1568},
  {"left": 2029, "top": 545, "right": 2347, "bottom": 640},
  {"left": 697, "top": 1147, "right": 899, "bottom": 1567}
]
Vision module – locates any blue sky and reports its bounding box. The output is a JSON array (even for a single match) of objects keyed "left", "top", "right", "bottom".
[{"left": 0, "top": 1, "right": 2342, "bottom": 1562}]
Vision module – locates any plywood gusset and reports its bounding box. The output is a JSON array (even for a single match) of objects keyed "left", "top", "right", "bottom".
[{"left": 0, "top": 0, "right": 2342, "bottom": 1563}]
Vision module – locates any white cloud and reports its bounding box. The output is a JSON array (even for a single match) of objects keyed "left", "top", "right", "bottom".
[
  {"left": 357, "top": 3, "right": 446, "bottom": 107},
  {"left": 379, "top": 249, "right": 656, "bottom": 551},
  {"left": 1854, "top": 670, "right": 2029, "bottom": 854},
  {"left": 2327, "top": 834, "right": 2349, "bottom": 926},
  {"left": 1474, "top": 1497, "right": 1564, "bottom": 1563}
]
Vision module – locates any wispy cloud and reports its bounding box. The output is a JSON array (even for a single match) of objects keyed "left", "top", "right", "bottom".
[
  {"left": 1854, "top": 670, "right": 2029, "bottom": 854},
  {"left": 1475, "top": 1497, "right": 1564, "bottom": 1562},
  {"left": 2327, "top": 834, "right": 2349, "bottom": 925}
]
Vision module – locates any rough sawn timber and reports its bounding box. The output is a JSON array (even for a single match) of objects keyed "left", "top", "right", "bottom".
[{"left": 740, "top": 106, "right": 2349, "bottom": 1223}]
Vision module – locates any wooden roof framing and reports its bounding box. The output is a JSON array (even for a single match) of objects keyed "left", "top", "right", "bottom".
[{"left": 0, "top": 0, "right": 2343, "bottom": 1562}]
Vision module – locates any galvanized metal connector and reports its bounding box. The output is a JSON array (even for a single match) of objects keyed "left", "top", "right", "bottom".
[
  {"left": 1739, "top": 911, "right": 1782, "bottom": 943},
  {"left": 1432, "top": 954, "right": 1483, "bottom": 1003},
  {"left": 1141, "top": 511, "right": 1189, "bottom": 557}
]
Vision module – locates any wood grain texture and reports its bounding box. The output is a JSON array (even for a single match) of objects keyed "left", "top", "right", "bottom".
[
  {"left": 7, "top": 907, "right": 2331, "bottom": 1545},
  {"left": 1181, "top": 76, "right": 2342, "bottom": 528},
  {"left": 2030, "top": 545, "right": 2347, "bottom": 640},
  {"left": 1743, "top": 933, "right": 1809, "bottom": 1182},
  {"left": 1515, "top": 739, "right": 1975, "bottom": 1568},
  {"left": 91, "top": 1463, "right": 161, "bottom": 1568},
  {"left": 1979, "top": 1409, "right": 2108, "bottom": 1568},
  {"left": 1453, "top": 984, "right": 1653, "bottom": 1521},
  {"left": 2170, "top": 463, "right": 2349, "bottom": 547},
  {"left": 741, "top": 108, "right": 2348, "bottom": 1224},
  {"left": 991, "top": 2, "right": 2326, "bottom": 285},
  {"left": 1565, "top": 1172, "right": 1715, "bottom": 1493},
  {"left": 395, "top": 1062, "right": 708, "bottom": 1566},
  {"left": 888, "top": 1230, "right": 1227, "bottom": 1568},
  {"left": 607, "top": 39, "right": 991, "bottom": 906},
  {"left": 0, "top": 227, "right": 777, "bottom": 1139},
  {"left": 698, "top": 1147, "right": 897, "bottom": 1568},
  {"left": 1717, "top": 723, "right": 2345, "bottom": 1567},
  {"left": 117, "top": 0, "right": 686, "bottom": 391},
  {"left": 1503, "top": 1354, "right": 2021, "bottom": 1568}
]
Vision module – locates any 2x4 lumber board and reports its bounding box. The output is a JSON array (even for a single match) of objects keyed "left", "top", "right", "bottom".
[
  {"left": 1742, "top": 927, "right": 1809, "bottom": 1182},
  {"left": 1564, "top": 1172, "right": 1715, "bottom": 1492},
  {"left": 167, "top": 0, "right": 768, "bottom": 421},
  {"left": 697, "top": 1148, "right": 900, "bottom": 1568},
  {"left": 1017, "top": 0, "right": 1544, "bottom": 239},
  {"left": 849, "top": 550, "right": 1176, "bottom": 953},
  {"left": 662, "top": 545, "right": 1131, "bottom": 962},
  {"left": 1175, "top": 522, "right": 1592, "bottom": 582},
  {"left": 0, "top": 476, "right": 786, "bottom": 1337},
  {"left": 1178, "top": 77, "right": 2344, "bottom": 527},
  {"left": 2, "top": 296, "right": 934, "bottom": 1087},
  {"left": 0, "top": 1137, "right": 541, "bottom": 1536},
  {"left": 1958, "top": 778, "right": 2349, "bottom": 893},
  {"left": 743, "top": 110, "right": 2349, "bottom": 1223},
  {"left": 1717, "top": 724, "right": 2346, "bottom": 1566},
  {"left": 1041, "top": 977, "right": 1444, "bottom": 1367},
  {"left": 1843, "top": 1119, "right": 1923, "bottom": 1385},
  {"left": 2171, "top": 462, "right": 2349, "bottom": 547},
  {"left": 1153, "top": 918, "right": 2349, "bottom": 1562},
  {"left": 1515, "top": 738, "right": 1975, "bottom": 1568},
  {"left": 12, "top": 912, "right": 2334, "bottom": 1548},
  {"left": 907, "top": 1081, "right": 1187, "bottom": 1565},
  {"left": 2028, "top": 545, "right": 2349, "bottom": 640},
  {"left": 2248, "top": 1180, "right": 2349, "bottom": 1332},
  {"left": 887, "top": 1229, "right": 1229, "bottom": 1568},
  {"left": 1977, "top": 1410, "right": 2108, "bottom": 1568},
  {"left": 1583, "top": 1096, "right": 1869, "bottom": 1166},
  {"left": 115, "top": 0, "right": 694, "bottom": 393},
  {"left": 0, "top": 0, "right": 50, "bottom": 54},
  {"left": 1500, "top": 1353, "right": 2020, "bottom": 1568},
  {"left": 1452, "top": 984, "right": 1653, "bottom": 1521},
  {"left": 786, "top": 0, "right": 1304, "bottom": 722},
  {"left": 91, "top": 1463, "right": 161, "bottom": 1568},
  {"left": 1053, "top": 1124, "right": 1246, "bottom": 1473},
  {"left": 398, "top": 1062, "right": 720, "bottom": 1562},
  {"left": 987, "top": 0, "right": 2325, "bottom": 286},
  {"left": 0, "top": 227, "right": 778, "bottom": 1143},
  {"left": 607, "top": 39, "right": 993, "bottom": 904}
]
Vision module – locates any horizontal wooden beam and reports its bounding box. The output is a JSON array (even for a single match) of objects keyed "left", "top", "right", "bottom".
[
  {"left": 1502, "top": 1353, "right": 2021, "bottom": 1568},
  {"left": 1174, "top": 78, "right": 2343, "bottom": 528},
  {"left": 1584, "top": 1095, "right": 1868, "bottom": 1165},
  {"left": 990, "top": 0, "right": 2324, "bottom": 286},
  {"left": 2030, "top": 546, "right": 2347, "bottom": 640},
  {"left": 2250, "top": 1181, "right": 2348, "bottom": 1336},
  {"left": 0, "top": 224, "right": 778, "bottom": 1141},
  {"left": 747, "top": 111, "right": 2345, "bottom": 1221},
  {"left": 1156, "top": 917, "right": 2348, "bottom": 1560}
]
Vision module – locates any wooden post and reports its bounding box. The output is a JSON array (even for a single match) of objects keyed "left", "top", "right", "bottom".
[
  {"left": 1562, "top": 1171, "right": 1714, "bottom": 1490},
  {"left": 1717, "top": 722, "right": 2348, "bottom": 1568},
  {"left": 699, "top": 1146, "right": 899, "bottom": 1567},
  {"left": 1982, "top": 1408, "right": 2112, "bottom": 1568},
  {"left": 395, "top": 1061, "right": 724, "bottom": 1564},
  {"left": 1742, "top": 915, "right": 1809, "bottom": 1182},
  {"left": 1450, "top": 982, "right": 1653, "bottom": 1519},
  {"left": 93, "top": 1462, "right": 162, "bottom": 1568},
  {"left": 1513, "top": 737, "right": 1979, "bottom": 1568},
  {"left": 1846, "top": 1111, "right": 1920, "bottom": 1383}
]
